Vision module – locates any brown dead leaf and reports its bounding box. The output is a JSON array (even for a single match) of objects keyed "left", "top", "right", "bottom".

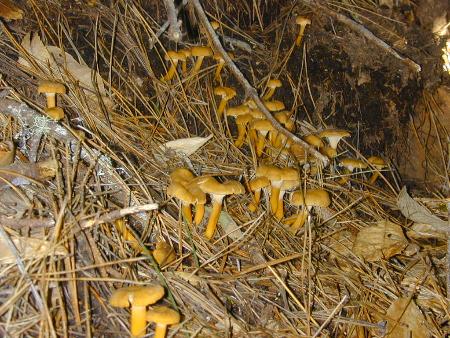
[
  {"left": 385, "top": 297, "right": 430, "bottom": 338},
  {"left": 0, "top": 0, "right": 23, "bottom": 20},
  {"left": 352, "top": 220, "right": 408, "bottom": 261}
]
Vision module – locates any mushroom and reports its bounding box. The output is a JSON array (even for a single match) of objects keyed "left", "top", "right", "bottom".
[
  {"left": 289, "top": 188, "right": 330, "bottom": 234},
  {"left": 303, "top": 134, "right": 324, "bottom": 149},
  {"left": 295, "top": 16, "right": 311, "bottom": 47},
  {"left": 178, "top": 48, "right": 192, "bottom": 75},
  {"left": 367, "top": 156, "right": 387, "bottom": 184},
  {"left": 197, "top": 177, "right": 244, "bottom": 240},
  {"left": 271, "top": 110, "right": 294, "bottom": 147},
  {"left": 319, "top": 129, "right": 350, "bottom": 149},
  {"left": 289, "top": 143, "right": 308, "bottom": 165},
  {"left": 234, "top": 113, "right": 254, "bottom": 148},
  {"left": 319, "top": 145, "right": 338, "bottom": 159},
  {"left": 263, "top": 79, "right": 282, "bottom": 100},
  {"left": 170, "top": 168, "right": 195, "bottom": 185},
  {"left": 152, "top": 241, "right": 176, "bottom": 267},
  {"left": 186, "top": 180, "right": 207, "bottom": 225},
  {"left": 248, "top": 176, "right": 270, "bottom": 212},
  {"left": 210, "top": 20, "right": 220, "bottom": 30},
  {"left": 339, "top": 158, "right": 368, "bottom": 184},
  {"left": 38, "top": 80, "right": 66, "bottom": 109},
  {"left": 226, "top": 105, "right": 250, "bottom": 146},
  {"left": 44, "top": 107, "right": 65, "bottom": 120},
  {"left": 263, "top": 100, "right": 285, "bottom": 112},
  {"left": 146, "top": 306, "right": 180, "bottom": 338},
  {"left": 275, "top": 178, "right": 300, "bottom": 221},
  {"left": 256, "top": 165, "right": 298, "bottom": 214},
  {"left": 213, "top": 52, "right": 233, "bottom": 82},
  {"left": 109, "top": 285, "right": 165, "bottom": 337},
  {"left": 167, "top": 182, "right": 196, "bottom": 224},
  {"left": 250, "top": 119, "right": 275, "bottom": 157},
  {"left": 163, "top": 51, "right": 185, "bottom": 81},
  {"left": 191, "top": 46, "right": 213, "bottom": 74},
  {"left": 0, "top": 140, "right": 15, "bottom": 166},
  {"left": 214, "top": 86, "right": 236, "bottom": 119}
]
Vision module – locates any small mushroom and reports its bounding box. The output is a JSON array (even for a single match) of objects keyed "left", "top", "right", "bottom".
[
  {"left": 303, "top": 134, "right": 324, "bottom": 149},
  {"left": 248, "top": 176, "right": 270, "bottom": 212},
  {"left": 213, "top": 52, "right": 233, "bottom": 82},
  {"left": 186, "top": 180, "right": 207, "bottom": 225},
  {"left": 191, "top": 46, "right": 213, "bottom": 74},
  {"left": 234, "top": 113, "right": 254, "bottom": 148},
  {"left": 163, "top": 51, "right": 185, "bottom": 81},
  {"left": 339, "top": 158, "right": 368, "bottom": 184},
  {"left": 197, "top": 177, "right": 244, "bottom": 240},
  {"left": 263, "top": 100, "right": 285, "bottom": 112},
  {"left": 226, "top": 105, "right": 251, "bottom": 147},
  {"left": 178, "top": 48, "right": 192, "bottom": 75},
  {"left": 146, "top": 306, "right": 180, "bottom": 338},
  {"left": 295, "top": 16, "right": 311, "bottom": 47},
  {"left": 250, "top": 119, "right": 275, "bottom": 157},
  {"left": 109, "top": 285, "right": 165, "bottom": 337},
  {"left": 152, "top": 241, "right": 176, "bottom": 267},
  {"left": 271, "top": 110, "right": 294, "bottom": 147},
  {"left": 167, "top": 182, "right": 195, "bottom": 224},
  {"left": 275, "top": 179, "right": 300, "bottom": 221},
  {"left": 170, "top": 168, "right": 195, "bottom": 185},
  {"left": 38, "top": 80, "right": 66, "bottom": 109},
  {"left": 263, "top": 79, "right": 282, "bottom": 100},
  {"left": 0, "top": 140, "right": 15, "bottom": 167},
  {"left": 289, "top": 188, "right": 330, "bottom": 234},
  {"left": 319, "top": 145, "right": 338, "bottom": 159},
  {"left": 367, "top": 156, "right": 387, "bottom": 184},
  {"left": 319, "top": 129, "right": 350, "bottom": 149},
  {"left": 214, "top": 86, "right": 236, "bottom": 119},
  {"left": 44, "top": 106, "right": 65, "bottom": 120}
]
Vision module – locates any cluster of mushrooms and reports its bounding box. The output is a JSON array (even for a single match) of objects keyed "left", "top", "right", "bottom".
[
  {"left": 161, "top": 18, "right": 389, "bottom": 243},
  {"left": 109, "top": 284, "right": 179, "bottom": 338}
]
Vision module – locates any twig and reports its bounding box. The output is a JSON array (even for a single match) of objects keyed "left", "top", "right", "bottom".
[
  {"left": 189, "top": 0, "right": 330, "bottom": 167},
  {"left": 312, "top": 295, "right": 349, "bottom": 337},
  {"left": 0, "top": 216, "right": 55, "bottom": 229},
  {"left": 163, "top": 0, "right": 182, "bottom": 42},
  {"left": 304, "top": 0, "right": 421, "bottom": 73}
]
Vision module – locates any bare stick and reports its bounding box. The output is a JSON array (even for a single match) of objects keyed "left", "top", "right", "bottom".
[
  {"left": 305, "top": 0, "right": 421, "bottom": 73},
  {"left": 163, "top": 0, "right": 182, "bottom": 42},
  {"left": 189, "top": 0, "right": 330, "bottom": 167}
]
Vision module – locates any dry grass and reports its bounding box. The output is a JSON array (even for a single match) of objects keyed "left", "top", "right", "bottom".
[{"left": 0, "top": 0, "right": 448, "bottom": 337}]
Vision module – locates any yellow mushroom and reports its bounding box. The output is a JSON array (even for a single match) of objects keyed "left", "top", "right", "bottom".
[
  {"left": 38, "top": 80, "right": 66, "bottom": 109},
  {"left": 214, "top": 86, "right": 236, "bottom": 119},
  {"left": 263, "top": 78, "right": 282, "bottom": 100},
  {"left": 248, "top": 176, "right": 270, "bottom": 212},
  {"left": 163, "top": 51, "right": 185, "bottom": 81},
  {"left": 289, "top": 189, "right": 330, "bottom": 234},
  {"left": 167, "top": 182, "right": 195, "bottom": 224},
  {"left": 152, "top": 241, "right": 176, "bottom": 267},
  {"left": 191, "top": 46, "right": 213, "bottom": 74},
  {"left": 295, "top": 16, "right": 311, "bottom": 47},
  {"left": 368, "top": 156, "right": 387, "bottom": 184},
  {"left": 146, "top": 306, "right": 180, "bottom": 338},
  {"left": 339, "top": 158, "right": 368, "bottom": 184},
  {"left": 318, "top": 129, "right": 351, "bottom": 149}
]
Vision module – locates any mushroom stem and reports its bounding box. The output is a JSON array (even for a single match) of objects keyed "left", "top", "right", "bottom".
[
  {"left": 214, "top": 63, "right": 224, "bottom": 81},
  {"left": 153, "top": 322, "right": 168, "bottom": 338},
  {"left": 46, "top": 93, "right": 56, "bottom": 109},
  {"left": 295, "top": 26, "right": 307, "bottom": 46},
  {"left": 256, "top": 131, "right": 268, "bottom": 157},
  {"left": 270, "top": 184, "right": 281, "bottom": 214},
  {"left": 263, "top": 88, "right": 275, "bottom": 100},
  {"left": 130, "top": 305, "right": 147, "bottom": 337},
  {"left": 163, "top": 62, "right": 178, "bottom": 81},
  {"left": 205, "top": 196, "right": 224, "bottom": 240},
  {"left": 194, "top": 203, "right": 205, "bottom": 225},
  {"left": 193, "top": 56, "right": 205, "bottom": 73},
  {"left": 369, "top": 172, "right": 380, "bottom": 184},
  {"left": 217, "top": 99, "right": 227, "bottom": 118},
  {"left": 234, "top": 124, "right": 247, "bottom": 148},
  {"left": 248, "top": 189, "right": 262, "bottom": 212},
  {"left": 275, "top": 190, "right": 286, "bottom": 221},
  {"left": 181, "top": 203, "right": 193, "bottom": 224},
  {"left": 289, "top": 208, "right": 308, "bottom": 234}
]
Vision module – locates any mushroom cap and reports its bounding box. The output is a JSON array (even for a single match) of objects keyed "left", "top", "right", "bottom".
[
  {"left": 109, "top": 285, "right": 165, "bottom": 308},
  {"left": 186, "top": 183, "right": 207, "bottom": 204},
  {"left": 264, "top": 100, "right": 285, "bottom": 112},
  {"left": 291, "top": 189, "right": 330, "bottom": 207},
  {"left": 249, "top": 176, "right": 270, "bottom": 191},
  {"left": 249, "top": 109, "right": 265, "bottom": 119},
  {"left": 210, "top": 21, "right": 220, "bottom": 30},
  {"left": 146, "top": 306, "right": 180, "bottom": 325},
  {"left": 303, "top": 134, "right": 324, "bottom": 148},
  {"left": 165, "top": 50, "right": 185, "bottom": 62},
  {"left": 191, "top": 46, "right": 213, "bottom": 57},
  {"left": 296, "top": 16, "right": 311, "bottom": 26},
  {"left": 250, "top": 119, "right": 274, "bottom": 132},
  {"left": 179, "top": 48, "right": 192, "bottom": 58},
  {"left": 198, "top": 177, "right": 245, "bottom": 196},
  {"left": 289, "top": 144, "right": 308, "bottom": 163},
  {"left": 214, "top": 86, "right": 236, "bottom": 99},
  {"left": 236, "top": 113, "right": 254, "bottom": 125},
  {"left": 153, "top": 242, "right": 176, "bottom": 266},
  {"left": 244, "top": 99, "right": 257, "bottom": 109},
  {"left": 319, "top": 146, "right": 338, "bottom": 159},
  {"left": 368, "top": 156, "right": 386, "bottom": 168},
  {"left": 274, "top": 111, "right": 292, "bottom": 124},
  {"left": 319, "top": 129, "right": 350, "bottom": 139},
  {"left": 170, "top": 168, "right": 195, "bottom": 185},
  {"left": 167, "top": 182, "right": 196, "bottom": 204},
  {"left": 44, "top": 107, "right": 65, "bottom": 120},
  {"left": 340, "top": 158, "right": 368, "bottom": 170},
  {"left": 256, "top": 165, "right": 298, "bottom": 182},
  {"left": 281, "top": 179, "right": 300, "bottom": 191},
  {"left": 226, "top": 104, "right": 250, "bottom": 117},
  {"left": 267, "top": 79, "right": 282, "bottom": 89},
  {"left": 38, "top": 80, "right": 66, "bottom": 94}
]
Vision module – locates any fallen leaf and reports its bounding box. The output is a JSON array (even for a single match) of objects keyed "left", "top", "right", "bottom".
[
  {"left": 385, "top": 297, "right": 430, "bottom": 338},
  {"left": 406, "top": 222, "right": 447, "bottom": 241},
  {"left": 0, "top": 235, "right": 67, "bottom": 264},
  {"left": 18, "top": 33, "right": 111, "bottom": 108},
  {"left": 352, "top": 220, "right": 408, "bottom": 261},
  {"left": 397, "top": 187, "right": 447, "bottom": 234},
  {"left": 156, "top": 135, "right": 212, "bottom": 161}
]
